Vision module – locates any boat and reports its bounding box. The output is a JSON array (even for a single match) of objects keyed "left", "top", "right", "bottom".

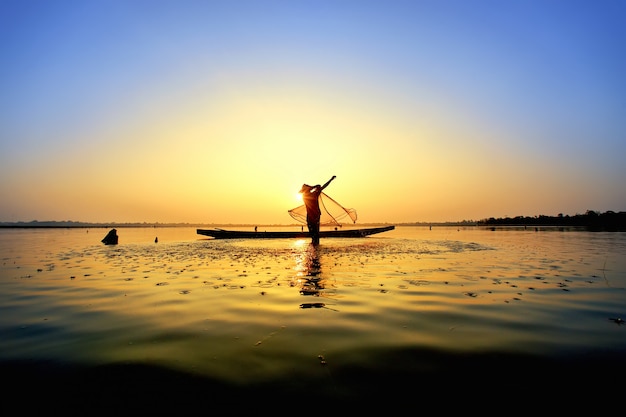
[{"left": 197, "top": 225, "right": 395, "bottom": 239}]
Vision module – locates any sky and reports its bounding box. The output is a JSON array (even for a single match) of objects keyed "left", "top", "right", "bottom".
[{"left": 1, "top": 0, "right": 625, "bottom": 225}]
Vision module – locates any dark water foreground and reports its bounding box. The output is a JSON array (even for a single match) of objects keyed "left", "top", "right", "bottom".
[{"left": 4, "top": 348, "right": 625, "bottom": 415}]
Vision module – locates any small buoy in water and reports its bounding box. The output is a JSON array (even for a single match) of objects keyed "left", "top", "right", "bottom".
[{"left": 155, "top": 237, "right": 158, "bottom": 243}]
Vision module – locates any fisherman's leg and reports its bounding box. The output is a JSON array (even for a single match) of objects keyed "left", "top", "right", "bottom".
[{"left": 312, "top": 222, "right": 320, "bottom": 245}]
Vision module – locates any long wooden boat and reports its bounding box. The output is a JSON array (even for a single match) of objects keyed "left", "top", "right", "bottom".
[{"left": 197, "top": 225, "right": 395, "bottom": 239}]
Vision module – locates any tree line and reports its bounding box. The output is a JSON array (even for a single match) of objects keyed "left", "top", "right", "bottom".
[{"left": 477, "top": 210, "right": 626, "bottom": 231}]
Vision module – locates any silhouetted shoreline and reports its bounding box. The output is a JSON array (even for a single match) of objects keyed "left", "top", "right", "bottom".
[
  {"left": 1, "top": 209, "right": 624, "bottom": 231},
  {"left": 477, "top": 210, "right": 626, "bottom": 231}
]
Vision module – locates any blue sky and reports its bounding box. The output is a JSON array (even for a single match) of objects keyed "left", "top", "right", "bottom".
[{"left": 1, "top": 0, "right": 624, "bottom": 224}]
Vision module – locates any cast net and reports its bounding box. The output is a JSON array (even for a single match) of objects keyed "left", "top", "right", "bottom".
[{"left": 288, "top": 192, "right": 358, "bottom": 226}]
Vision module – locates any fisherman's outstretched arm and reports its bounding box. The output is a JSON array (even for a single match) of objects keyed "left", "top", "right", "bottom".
[{"left": 320, "top": 175, "right": 336, "bottom": 190}]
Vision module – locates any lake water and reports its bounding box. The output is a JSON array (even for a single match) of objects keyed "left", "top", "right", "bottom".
[{"left": 2, "top": 225, "right": 625, "bottom": 414}]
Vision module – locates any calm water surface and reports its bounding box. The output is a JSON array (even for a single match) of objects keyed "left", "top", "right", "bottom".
[{"left": 1, "top": 225, "right": 625, "bottom": 412}]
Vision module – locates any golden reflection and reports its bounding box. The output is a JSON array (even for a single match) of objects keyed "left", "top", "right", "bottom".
[{"left": 293, "top": 241, "right": 336, "bottom": 310}]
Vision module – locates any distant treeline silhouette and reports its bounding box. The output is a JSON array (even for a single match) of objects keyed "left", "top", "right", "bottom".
[
  {"left": 1, "top": 210, "right": 625, "bottom": 231},
  {"left": 478, "top": 210, "right": 626, "bottom": 231}
]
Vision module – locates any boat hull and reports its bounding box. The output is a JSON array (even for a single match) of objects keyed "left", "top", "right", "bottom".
[{"left": 197, "top": 225, "right": 395, "bottom": 239}]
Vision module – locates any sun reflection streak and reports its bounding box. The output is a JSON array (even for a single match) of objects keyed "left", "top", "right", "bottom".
[{"left": 292, "top": 241, "right": 338, "bottom": 311}]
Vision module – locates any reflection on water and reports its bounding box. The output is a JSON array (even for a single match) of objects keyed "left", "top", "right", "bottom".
[
  {"left": 293, "top": 242, "right": 338, "bottom": 310},
  {"left": 296, "top": 242, "right": 322, "bottom": 295}
]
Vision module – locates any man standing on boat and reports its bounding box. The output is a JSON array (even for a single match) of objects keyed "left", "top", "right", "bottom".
[{"left": 300, "top": 175, "right": 336, "bottom": 245}]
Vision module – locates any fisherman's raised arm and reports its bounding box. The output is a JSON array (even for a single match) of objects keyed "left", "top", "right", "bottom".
[{"left": 320, "top": 175, "right": 336, "bottom": 191}]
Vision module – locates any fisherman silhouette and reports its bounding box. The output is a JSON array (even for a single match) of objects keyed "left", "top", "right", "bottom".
[{"left": 299, "top": 175, "right": 336, "bottom": 244}]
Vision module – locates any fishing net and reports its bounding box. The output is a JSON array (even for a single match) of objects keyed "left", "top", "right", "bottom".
[{"left": 288, "top": 192, "right": 357, "bottom": 226}]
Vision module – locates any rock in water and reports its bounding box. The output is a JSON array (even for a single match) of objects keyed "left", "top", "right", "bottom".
[{"left": 101, "top": 229, "right": 118, "bottom": 245}]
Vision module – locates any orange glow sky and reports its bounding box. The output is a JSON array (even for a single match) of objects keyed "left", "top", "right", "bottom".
[{"left": 1, "top": 1, "right": 624, "bottom": 224}]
